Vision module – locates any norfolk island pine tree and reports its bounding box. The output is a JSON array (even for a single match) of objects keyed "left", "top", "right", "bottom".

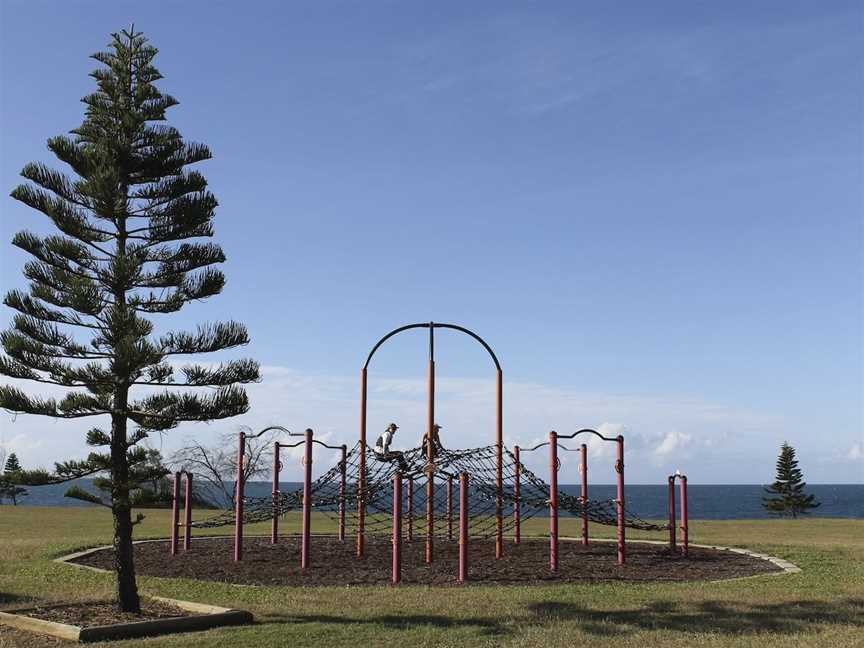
[
  {"left": 0, "top": 27, "right": 259, "bottom": 612},
  {"left": 762, "top": 442, "right": 821, "bottom": 519},
  {"left": 1, "top": 452, "right": 28, "bottom": 504}
]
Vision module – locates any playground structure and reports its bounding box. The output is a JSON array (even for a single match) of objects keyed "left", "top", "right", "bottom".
[{"left": 168, "top": 322, "right": 691, "bottom": 584}]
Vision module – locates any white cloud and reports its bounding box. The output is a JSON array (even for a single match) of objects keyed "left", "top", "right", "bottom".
[
  {"left": 653, "top": 430, "right": 693, "bottom": 458},
  {"left": 0, "top": 432, "right": 44, "bottom": 455}
]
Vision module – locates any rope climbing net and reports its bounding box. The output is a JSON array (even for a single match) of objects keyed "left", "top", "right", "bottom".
[{"left": 190, "top": 439, "right": 669, "bottom": 534}]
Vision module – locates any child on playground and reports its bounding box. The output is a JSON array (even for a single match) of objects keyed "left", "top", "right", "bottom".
[
  {"left": 374, "top": 422, "right": 409, "bottom": 472},
  {"left": 422, "top": 423, "right": 443, "bottom": 458}
]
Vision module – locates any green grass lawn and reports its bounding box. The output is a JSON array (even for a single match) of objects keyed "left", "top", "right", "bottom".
[{"left": 0, "top": 506, "right": 862, "bottom": 647}]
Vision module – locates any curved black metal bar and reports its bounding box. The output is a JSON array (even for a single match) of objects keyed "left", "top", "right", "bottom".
[
  {"left": 363, "top": 323, "right": 429, "bottom": 369},
  {"left": 518, "top": 440, "right": 551, "bottom": 453},
  {"left": 275, "top": 440, "right": 305, "bottom": 449},
  {"left": 311, "top": 439, "right": 348, "bottom": 450},
  {"left": 363, "top": 322, "right": 501, "bottom": 371},
  {"left": 432, "top": 323, "right": 502, "bottom": 371},
  {"left": 557, "top": 443, "right": 581, "bottom": 452},
  {"left": 251, "top": 425, "right": 292, "bottom": 439},
  {"left": 669, "top": 473, "right": 687, "bottom": 483},
  {"left": 516, "top": 441, "right": 580, "bottom": 453},
  {"left": 557, "top": 428, "right": 621, "bottom": 443}
]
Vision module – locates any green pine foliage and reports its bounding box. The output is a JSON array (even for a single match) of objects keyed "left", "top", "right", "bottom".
[
  {"left": 0, "top": 27, "right": 259, "bottom": 611},
  {"left": 0, "top": 452, "right": 28, "bottom": 505},
  {"left": 762, "top": 442, "right": 820, "bottom": 519},
  {"left": 4, "top": 452, "right": 22, "bottom": 473}
]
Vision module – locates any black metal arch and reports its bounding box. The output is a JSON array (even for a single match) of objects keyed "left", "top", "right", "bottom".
[
  {"left": 558, "top": 428, "right": 623, "bottom": 442},
  {"left": 363, "top": 322, "right": 501, "bottom": 371},
  {"left": 357, "top": 320, "right": 505, "bottom": 561}
]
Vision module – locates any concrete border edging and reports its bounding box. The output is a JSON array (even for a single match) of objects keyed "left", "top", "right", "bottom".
[
  {"left": 557, "top": 536, "right": 802, "bottom": 580},
  {"left": 0, "top": 595, "right": 252, "bottom": 643}
]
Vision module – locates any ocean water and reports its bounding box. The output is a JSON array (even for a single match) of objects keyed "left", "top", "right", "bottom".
[{"left": 9, "top": 480, "right": 862, "bottom": 520}]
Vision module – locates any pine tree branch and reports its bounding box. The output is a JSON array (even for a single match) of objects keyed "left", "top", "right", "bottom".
[
  {"left": 5, "top": 291, "right": 106, "bottom": 331},
  {"left": 65, "top": 485, "right": 111, "bottom": 508},
  {"left": 157, "top": 322, "right": 250, "bottom": 356}
]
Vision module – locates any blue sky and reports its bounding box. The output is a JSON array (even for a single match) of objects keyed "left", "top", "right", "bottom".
[{"left": 0, "top": 1, "right": 861, "bottom": 483}]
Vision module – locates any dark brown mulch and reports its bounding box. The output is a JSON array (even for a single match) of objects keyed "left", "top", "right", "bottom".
[
  {"left": 70, "top": 537, "right": 782, "bottom": 587},
  {"left": 19, "top": 599, "right": 188, "bottom": 627},
  {"left": 0, "top": 625, "right": 65, "bottom": 648}
]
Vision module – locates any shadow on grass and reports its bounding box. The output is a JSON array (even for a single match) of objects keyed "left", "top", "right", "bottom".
[
  {"left": 258, "top": 613, "right": 510, "bottom": 637},
  {"left": 0, "top": 592, "right": 35, "bottom": 607},
  {"left": 526, "top": 597, "right": 864, "bottom": 637},
  {"left": 260, "top": 598, "right": 864, "bottom": 639}
]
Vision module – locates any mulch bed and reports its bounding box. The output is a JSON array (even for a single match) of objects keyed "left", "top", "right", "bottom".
[
  {"left": 70, "top": 536, "right": 782, "bottom": 586},
  {"left": 18, "top": 599, "right": 189, "bottom": 627}
]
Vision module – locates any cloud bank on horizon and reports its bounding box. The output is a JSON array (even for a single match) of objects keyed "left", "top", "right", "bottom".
[{"left": 1, "top": 365, "right": 859, "bottom": 484}]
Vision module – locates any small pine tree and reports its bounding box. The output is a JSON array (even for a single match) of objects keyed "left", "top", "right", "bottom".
[
  {"left": 2, "top": 453, "right": 28, "bottom": 505},
  {"left": 762, "top": 442, "right": 820, "bottom": 518},
  {"left": 0, "top": 27, "right": 259, "bottom": 611}
]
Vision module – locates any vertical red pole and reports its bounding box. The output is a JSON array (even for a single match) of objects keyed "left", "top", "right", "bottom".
[
  {"left": 495, "top": 368, "right": 503, "bottom": 559},
  {"left": 580, "top": 443, "right": 588, "bottom": 546},
  {"left": 407, "top": 477, "right": 414, "bottom": 542},
  {"left": 668, "top": 476, "right": 676, "bottom": 552},
  {"left": 358, "top": 367, "right": 367, "bottom": 558},
  {"left": 271, "top": 442, "right": 280, "bottom": 544},
  {"left": 183, "top": 473, "right": 192, "bottom": 551},
  {"left": 392, "top": 472, "right": 402, "bottom": 585},
  {"left": 458, "top": 472, "right": 469, "bottom": 583},
  {"left": 170, "top": 471, "right": 180, "bottom": 556},
  {"left": 513, "top": 445, "right": 521, "bottom": 545},
  {"left": 234, "top": 431, "right": 245, "bottom": 562},
  {"left": 616, "top": 435, "right": 626, "bottom": 566},
  {"left": 549, "top": 431, "right": 558, "bottom": 572},
  {"left": 680, "top": 476, "right": 689, "bottom": 557},
  {"left": 447, "top": 475, "right": 453, "bottom": 541},
  {"left": 339, "top": 445, "right": 347, "bottom": 542},
  {"left": 426, "top": 330, "right": 435, "bottom": 564},
  {"left": 301, "top": 428, "right": 313, "bottom": 569}
]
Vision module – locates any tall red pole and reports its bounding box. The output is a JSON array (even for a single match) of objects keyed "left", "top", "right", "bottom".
[
  {"left": 271, "top": 442, "right": 280, "bottom": 544},
  {"left": 183, "top": 473, "right": 192, "bottom": 551},
  {"left": 170, "top": 471, "right": 180, "bottom": 556},
  {"left": 616, "top": 435, "right": 626, "bottom": 566},
  {"left": 407, "top": 477, "right": 414, "bottom": 542},
  {"left": 358, "top": 367, "right": 367, "bottom": 558},
  {"left": 668, "top": 476, "right": 676, "bottom": 552},
  {"left": 392, "top": 472, "right": 402, "bottom": 585},
  {"left": 301, "top": 428, "right": 313, "bottom": 569},
  {"left": 495, "top": 368, "right": 503, "bottom": 559},
  {"left": 339, "top": 445, "right": 347, "bottom": 542},
  {"left": 549, "top": 431, "right": 558, "bottom": 572},
  {"left": 580, "top": 443, "right": 588, "bottom": 546},
  {"left": 513, "top": 445, "right": 521, "bottom": 545},
  {"left": 447, "top": 475, "right": 453, "bottom": 541},
  {"left": 233, "top": 431, "right": 245, "bottom": 562},
  {"left": 680, "top": 476, "right": 689, "bottom": 557},
  {"left": 426, "top": 328, "right": 435, "bottom": 564},
  {"left": 458, "top": 472, "right": 469, "bottom": 583}
]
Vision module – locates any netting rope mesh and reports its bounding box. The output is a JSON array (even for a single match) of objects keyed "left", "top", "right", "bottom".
[{"left": 190, "top": 440, "right": 669, "bottom": 534}]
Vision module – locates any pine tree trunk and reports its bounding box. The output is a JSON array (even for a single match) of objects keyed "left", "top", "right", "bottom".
[{"left": 111, "top": 400, "right": 140, "bottom": 613}]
